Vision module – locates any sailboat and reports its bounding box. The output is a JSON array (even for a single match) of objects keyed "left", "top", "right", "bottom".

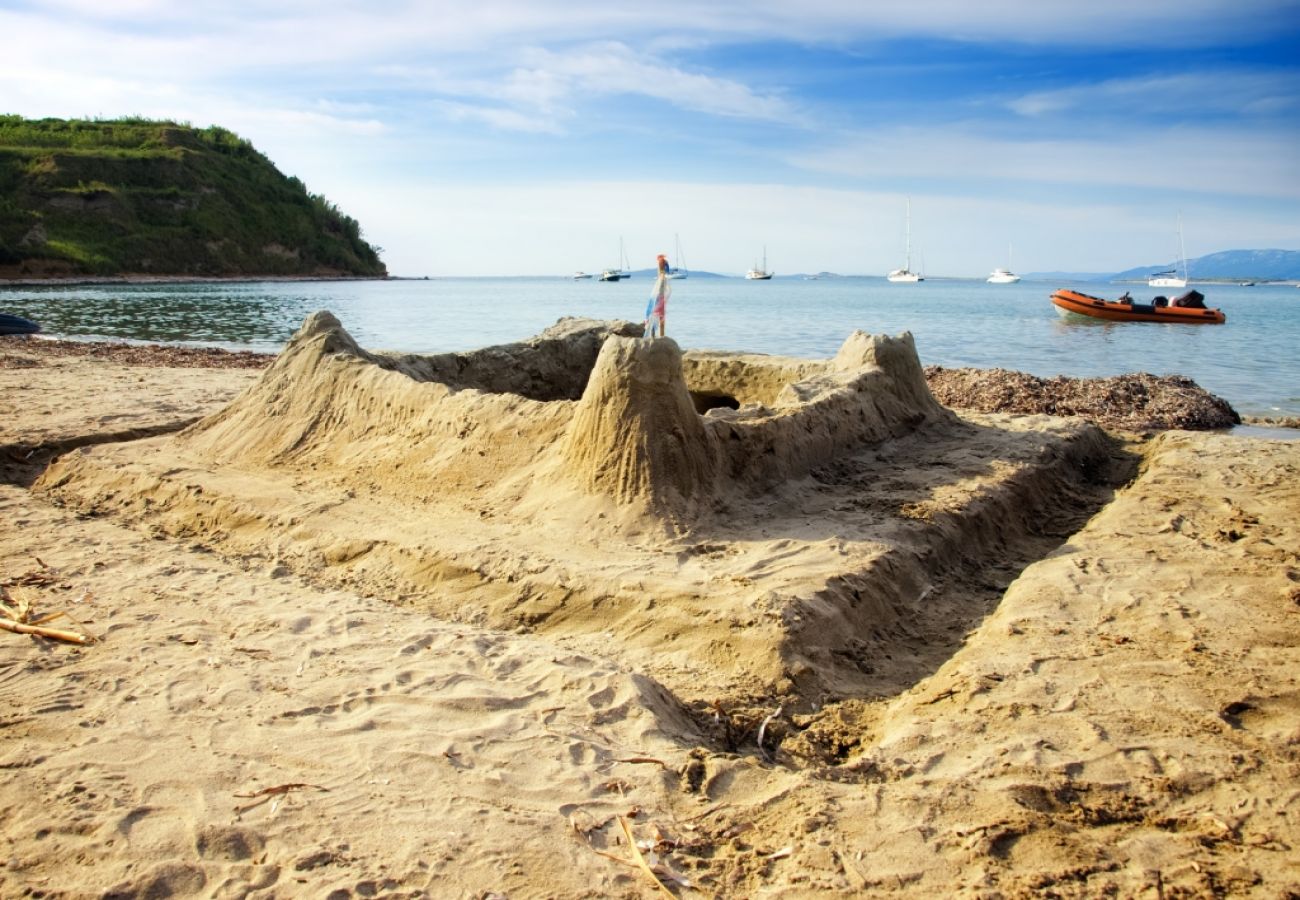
[
  {"left": 600, "top": 237, "right": 627, "bottom": 281},
  {"left": 1149, "top": 217, "right": 1189, "bottom": 288},
  {"left": 987, "top": 244, "right": 1021, "bottom": 284},
  {"left": 667, "top": 233, "right": 688, "bottom": 279},
  {"left": 887, "top": 198, "right": 923, "bottom": 283},
  {"left": 746, "top": 246, "right": 773, "bottom": 280}
]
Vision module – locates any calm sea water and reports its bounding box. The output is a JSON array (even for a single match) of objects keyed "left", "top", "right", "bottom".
[{"left": 3, "top": 277, "right": 1298, "bottom": 419}]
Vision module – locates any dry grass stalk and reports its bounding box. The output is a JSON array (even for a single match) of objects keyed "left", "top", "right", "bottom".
[
  {"left": 0, "top": 584, "right": 95, "bottom": 645},
  {"left": 619, "top": 816, "right": 677, "bottom": 899}
]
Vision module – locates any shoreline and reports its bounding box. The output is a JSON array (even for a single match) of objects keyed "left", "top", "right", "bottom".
[
  {"left": 7, "top": 333, "right": 1291, "bottom": 432},
  {"left": 0, "top": 274, "right": 396, "bottom": 288}
]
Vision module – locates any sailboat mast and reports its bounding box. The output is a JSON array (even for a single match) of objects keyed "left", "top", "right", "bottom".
[
  {"left": 1177, "top": 215, "right": 1187, "bottom": 280},
  {"left": 905, "top": 198, "right": 912, "bottom": 271}
]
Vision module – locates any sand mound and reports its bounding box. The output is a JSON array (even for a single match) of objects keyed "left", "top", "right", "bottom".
[{"left": 37, "top": 313, "right": 1125, "bottom": 706}]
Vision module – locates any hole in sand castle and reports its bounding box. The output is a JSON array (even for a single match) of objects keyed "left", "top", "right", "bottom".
[{"left": 690, "top": 391, "right": 741, "bottom": 414}]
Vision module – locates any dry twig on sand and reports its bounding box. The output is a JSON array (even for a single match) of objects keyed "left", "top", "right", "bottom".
[
  {"left": 233, "top": 782, "right": 330, "bottom": 814},
  {"left": 0, "top": 584, "right": 95, "bottom": 645}
]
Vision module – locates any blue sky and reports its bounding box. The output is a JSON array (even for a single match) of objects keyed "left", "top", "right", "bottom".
[{"left": 3, "top": 0, "right": 1299, "bottom": 276}]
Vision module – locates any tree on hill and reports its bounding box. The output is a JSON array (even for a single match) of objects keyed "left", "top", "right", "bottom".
[{"left": 0, "top": 116, "right": 386, "bottom": 279}]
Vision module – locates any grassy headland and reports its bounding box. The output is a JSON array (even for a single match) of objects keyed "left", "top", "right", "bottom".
[{"left": 0, "top": 116, "right": 386, "bottom": 279}]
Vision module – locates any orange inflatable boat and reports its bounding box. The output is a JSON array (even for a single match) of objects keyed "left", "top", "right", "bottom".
[{"left": 1050, "top": 288, "right": 1226, "bottom": 324}]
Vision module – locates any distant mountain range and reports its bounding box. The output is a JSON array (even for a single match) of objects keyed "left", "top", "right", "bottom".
[{"left": 1030, "top": 249, "right": 1300, "bottom": 283}]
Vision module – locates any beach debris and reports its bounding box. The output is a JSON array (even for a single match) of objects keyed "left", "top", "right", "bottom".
[
  {"left": 924, "top": 366, "right": 1240, "bottom": 432},
  {"left": 0, "top": 584, "right": 96, "bottom": 645},
  {"left": 762, "top": 846, "right": 793, "bottom": 861},
  {"left": 0, "top": 335, "right": 272, "bottom": 369},
  {"left": 233, "top": 782, "right": 330, "bottom": 814},
  {"left": 612, "top": 755, "right": 668, "bottom": 768},
  {"left": 2, "top": 556, "right": 64, "bottom": 588},
  {"left": 618, "top": 816, "right": 687, "bottom": 897},
  {"left": 756, "top": 705, "right": 784, "bottom": 760},
  {"left": 569, "top": 812, "right": 692, "bottom": 895}
]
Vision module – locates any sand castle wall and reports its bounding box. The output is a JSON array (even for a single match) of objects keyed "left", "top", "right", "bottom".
[
  {"left": 687, "top": 331, "right": 952, "bottom": 492},
  {"left": 176, "top": 313, "right": 641, "bottom": 506},
  {"left": 176, "top": 312, "right": 950, "bottom": 524}
]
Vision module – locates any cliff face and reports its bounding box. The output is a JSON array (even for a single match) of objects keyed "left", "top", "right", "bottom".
[{"left": 0, "top": 117, "right": 386, "bottom": 279}]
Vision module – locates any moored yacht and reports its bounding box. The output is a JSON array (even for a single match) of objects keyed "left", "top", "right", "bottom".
[
  {"left": 987, "top": 244, "right": 1020, "bottom": 283},
  {"left": 746, "top": 246, "right": 773, "bottom": 280},
  {"left": 887, "top": 198, "right": 923, "bottom": 282},
  {"left": 1149, "top": 216, "right": 1189, "bottom": 288},
  {"left": 667, "top": 233, "right": 689, "bottom": 279}
]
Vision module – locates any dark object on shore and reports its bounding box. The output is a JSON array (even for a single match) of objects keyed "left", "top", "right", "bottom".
[
  {"left": 1051, "top": 288, "right": 1225, "bottom": 324},
  {"left": 925, "top": 367, "right": 1241, "bottom": 432},
  {"left": 0, "top": 313, "right": 40, "bottom": 335}
]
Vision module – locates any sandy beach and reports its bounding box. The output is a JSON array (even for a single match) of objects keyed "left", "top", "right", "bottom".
[{"left": 2, "top": 325, "right": 1298, "bottom": 898}]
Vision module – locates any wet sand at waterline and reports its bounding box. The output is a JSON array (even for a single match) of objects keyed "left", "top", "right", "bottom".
[{"left": 2, "top": 323, "right": 1297, "bottom": 898}]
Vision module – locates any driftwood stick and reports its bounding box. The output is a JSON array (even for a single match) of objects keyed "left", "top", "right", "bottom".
[{"left": 0, "top": 617, "right": 94, "bottom": 645}]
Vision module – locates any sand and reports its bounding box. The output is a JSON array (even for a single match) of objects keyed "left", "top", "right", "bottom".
[{"left": 1, "top": 322, "right": 1298, "bottom": 898}]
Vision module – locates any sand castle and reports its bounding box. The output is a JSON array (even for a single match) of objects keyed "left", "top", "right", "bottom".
[{"left": 38, "top": 312, "right": 1120, "bottom": 706}]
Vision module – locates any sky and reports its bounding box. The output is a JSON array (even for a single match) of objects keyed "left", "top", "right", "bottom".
[{"left": 2, "top": 0, "right": 1299, "bottom": 277}]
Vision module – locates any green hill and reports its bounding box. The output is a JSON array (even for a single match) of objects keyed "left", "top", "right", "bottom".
[{"left": 0, "top": 116, "right": 386, "bottom": 279}]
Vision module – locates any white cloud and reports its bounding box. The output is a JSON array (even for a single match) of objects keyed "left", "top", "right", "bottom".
[
  {"left": 1009, "top": 71, "right": 1300, "bottom": 119},
  {"left": 790, "top": 125, "right": 1300, "bottom": 201},
  {"left": 516, "top": 43, "right": 795, "bottom": 121},
  {"left": 433, "top": 100, "right": 568, "bottom": 134}
]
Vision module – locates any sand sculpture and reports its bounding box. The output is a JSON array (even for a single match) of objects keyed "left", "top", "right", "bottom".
[{"left": 38, "top": 311, "right": 1121, "bottom": 705}]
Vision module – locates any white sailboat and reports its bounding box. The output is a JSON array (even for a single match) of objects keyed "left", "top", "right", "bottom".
[
  {"left": 667, "top": 233, "right": 688, "bottom": 279},
  {"left": 987, "top": 244, "right": 1021, "bottom": 284},
  {"left": 746, "top": 246, "right": 773, "bottom": 280},
  {"left": 600, "top": 237, "right": 627, "bottom": 281},
  {"left": 887, "top": 198, "right": 923, "bottom": 283},
  {"left": 1149, "top": 217, "right": 1189, "bottom": 288}
]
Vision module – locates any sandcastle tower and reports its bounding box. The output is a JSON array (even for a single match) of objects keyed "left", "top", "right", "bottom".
[{"left": 561, "top": 336, "right": 719, "bottom": 519}]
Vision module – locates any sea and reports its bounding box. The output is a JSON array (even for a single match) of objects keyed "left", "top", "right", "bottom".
[{"left": 3, "top": 276, "right": 1298, "bottom": 421}]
